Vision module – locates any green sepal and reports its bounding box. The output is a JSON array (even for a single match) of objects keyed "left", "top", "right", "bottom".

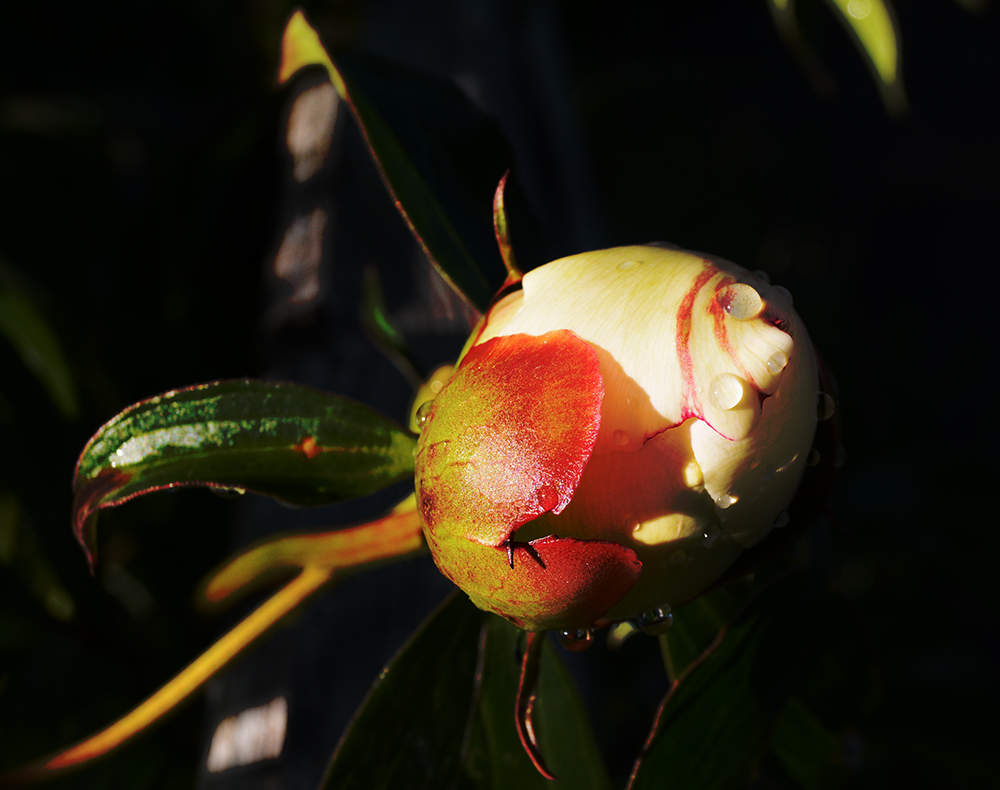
[{"left": 73, "top": 379, "right": 416, "bottom": 567}]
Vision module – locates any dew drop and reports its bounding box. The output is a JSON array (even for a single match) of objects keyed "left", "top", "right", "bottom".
[
  {"left": 415, "top": 400, "right": 434, "bottom": 430},
  {"left": 762, "top": 465, "right": 777, "bottom": 482},
  {"left": 612, "top": 429, "right": 630, "bottom": 447},
  {"left": 773, "top": 285, "right": 794, "bottom": 305},
  {"left": 715, "top": 493, "right": 738, "bottom": 509},
  {"left": 717, "top": 283, "right": 763, "bottom": 320},
  {"left": 772, "top": 511, "right": 790, "bottom": 529},
  {"left": 637, "top": 606, "right": 673, "bottom": 636},
  {"left": 766, "top": 351, "right": 788, "bottom": 376},
  {"left": 709, "top": 373, "right": 744, "bottom": 411},
  {"left": 807, "top": 448, "right": 821, "bottom": 467},
  {"left": 701, "top": 525, "right": 721, "bottom": 548},
  {"left": 537, "top": 484, "right": 559, "bottom": 511},
  {"left": 558, "top": 628, "right": 594, "bottom": 652},
  {"left": 753, "top": 269, "right": 771, "bottom": 284},
  {"left": 817, "top": 392, "right": 835, "bottom": 421},
  {"left": 617, "top": 259, "right": 642, "bottom": 271}
]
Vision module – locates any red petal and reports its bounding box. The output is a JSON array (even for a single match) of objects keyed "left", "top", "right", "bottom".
[
  {"left": 424, "top": 530, "right": 642, "bottom": 632},
  {"left": 416, "top": 330, "right": 603, "bottom": 548}
]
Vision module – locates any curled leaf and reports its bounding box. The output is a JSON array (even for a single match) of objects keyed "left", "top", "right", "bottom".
[{"left": 73, "top": 379, "right": 416, "bottom": 568}]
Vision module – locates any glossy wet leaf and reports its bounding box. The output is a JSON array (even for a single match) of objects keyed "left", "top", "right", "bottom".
[
  {"left": 280, "top": 11, "right": 546, "bottom": 313},
  {"left": 322, "top": 593, "right": 611, "bottom": 790},
  {"left": 73, "top": 379, "right": 416, "bottom": 566}
]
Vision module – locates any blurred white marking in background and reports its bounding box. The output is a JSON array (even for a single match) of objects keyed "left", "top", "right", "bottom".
[
  {"left": 287, "top": 82, "right": 338, "bottom": 182},
  {"left": 206, "top": 696, "right": 288, "bottom": 772}
]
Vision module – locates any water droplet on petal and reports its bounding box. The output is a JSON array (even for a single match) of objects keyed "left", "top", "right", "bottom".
[
  {"left": 772, "top": 511, "right": 790, "bottom": 529},
  {"left": 718, "top": 283, "right": 763, "bottom": 320},
  {"left": 715, "top": 493, "right": 738, "bottom": 509},
  {"left": 753, "top": 269, "right": 771, "bottom": 284},
  {"left": 807, "top": 448, "right": 821, "bottom": 467},
  {"left": 558, "top": 628, "right": 594, "bottom": 652},
  {"left": 612, "top": 429, "right": 630, "bottom": 447},
  {"left": 709, "top": 373, "right": 744, "bottom": 411},
  {"left": 766, "top": 351, "right": 788, "bottom": 376},
  {"left": 817, "top": 392, "right": 836, "bottom": 421},
  {"left": 773, "top": 285, "right": 794, "bottom": 305},
  {"left": 415, "top": 400, "right": 434, "bottom": 430},
  {"left": 617, "top": 259, "right": 642, "bottom": 271},
  {"left": 537, "top": 484, "right": 559, "bottom": 511},
  {"left": 637, "top": 606, "right": 673, "bottom": 636},
  {"left": 762, "top": 465, "right": 777, "bottom": 481}
]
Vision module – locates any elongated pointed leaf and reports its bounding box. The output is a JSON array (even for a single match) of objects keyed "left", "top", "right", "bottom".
[
  {"left": 73, "top": 379, "right": 416, "bottom": 566},
  {"left": 632, "top": 566, "right": 876, "bottom": 790},
  {"left": 280, "top": 11, "right": 546, "bottom": 313},
  {"left": 322, "top": 593, "right": 611, "bottom": 790},
  {"left": 630, "top": 570, "right": 821, "bottom": 790}
]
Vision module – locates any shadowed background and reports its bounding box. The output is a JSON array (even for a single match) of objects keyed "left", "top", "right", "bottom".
[{"left": 0, "top": 0, "right": 997, "bottom": 787}]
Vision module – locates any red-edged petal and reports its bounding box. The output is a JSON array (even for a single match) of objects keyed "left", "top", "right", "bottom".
[
  {"left": 416, "top": 330, "right": 603, "bottom": 547},
  {"left": 423, "top": 531, "right": 641, "bottom": 632}
]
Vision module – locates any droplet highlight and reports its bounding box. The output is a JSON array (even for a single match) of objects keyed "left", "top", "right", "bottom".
[
  {"left": 637, "top": 606, "right": 673, "bottom": 636},
  {"left": 558, "top": 628, "right": 594, "bottom": 652},
  {"left": 807, "top": 448, "right": 821, "bottom": 467},
  {"left": 617, "top": 259, "right": 642, "bottom": 271},
  {"left": 715, "top": 493, "right": 738, "bottom": 509},
  {"left": 766, "top": 351, "right": 788, "bottom": 376},
  {"left": 701, "top": 524, "right": 721, "bottom": 548},
  {"left": 817, "top": 392, "right": 836, "bottom": 421},
  {"left": 415, "top": 400, "right": 434, "bottom": 430},
  {"left": 612, "top": 429, "right": 630, "bottom": 447},
  {"left": 537, "top": 484, "right": 559, "bottom": 511},
  {"left": 718, "top": 283, "right": 763, "bottom": 320},
  {"left": 709, "top": 373, "right": 744, "bottom": 411}
]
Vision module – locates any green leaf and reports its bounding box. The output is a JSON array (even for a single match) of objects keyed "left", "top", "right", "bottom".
[
  {"left": 0, "top": 264, "right": 78, "bottom": 420},
  {"left": 634, "top": 566, "right": 877, "bottom": 790},
  {"left": 322, "top": 593, "right": 611, "bottom": 790},
  {"left": 280, "top": 11, "right": 547, "bottom": 313},
  {"left": 73, "top": 379, "right": 416, "bottom": 566},
  {"left": 630, "top": 569, "right": 822, "bottom": 790}
]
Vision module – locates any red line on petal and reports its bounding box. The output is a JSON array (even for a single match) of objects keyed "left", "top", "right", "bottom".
[
  {"left": 676, "top": 266, "right": 715, "bottom": 420},
  {"left": 710, "top": 278, "right": 757, "bottom": 388}
]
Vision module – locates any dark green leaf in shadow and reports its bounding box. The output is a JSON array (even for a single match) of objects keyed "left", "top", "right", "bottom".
[
  {"left": 280, "top": 11, "right": 548, "bottom": 313},
  {"left": 0, "top": 263, "right": 78, "bottom": 420},
  {"left": 360, "top": 264, "right": 423, "bottom": 390},
  {"left": 629, "top": 569, "right": 823, "bottom": 790},
  {"left": 466, "top": 616, "right": 613, "bottom": 790},
  {"left": 73, "top": 379, "right": 416, "bottom": 567},
  {"left": 769, "top": 590, "right": 879, "bottom": 788},
  {"left": 319, "top": 592, "right": 482, "bottom": 790},
  {"left": 322, "top": 592, "right": 611, "bottom": 790}
]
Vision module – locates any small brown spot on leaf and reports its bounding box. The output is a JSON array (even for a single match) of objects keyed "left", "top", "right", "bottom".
[{"left": 294, "top": 436, "right": 321, "bottom": 459}]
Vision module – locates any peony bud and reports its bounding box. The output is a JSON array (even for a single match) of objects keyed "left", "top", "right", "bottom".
[{"left": 415, "top": 245, "right": 818, "bottom": 632}]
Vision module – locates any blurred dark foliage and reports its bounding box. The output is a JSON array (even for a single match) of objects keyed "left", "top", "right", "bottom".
[{"left": 0, "top": 0, "right": 997, "bottom": 788}]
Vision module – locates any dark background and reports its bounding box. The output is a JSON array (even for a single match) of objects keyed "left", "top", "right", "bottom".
[{"left": 1, "top": 0, "right": 997, "bottom": 787}]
